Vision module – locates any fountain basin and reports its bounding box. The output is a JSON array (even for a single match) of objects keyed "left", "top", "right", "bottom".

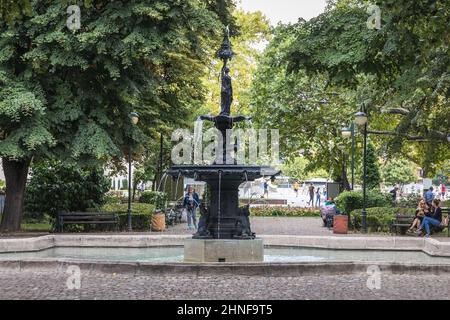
[{"left": 184, "top": 238, "right": 264, "bottom": 263}]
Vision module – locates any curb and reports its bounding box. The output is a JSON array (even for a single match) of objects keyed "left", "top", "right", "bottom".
[{"left": 1, "top": 259, "right": 450, "bottom": 276}]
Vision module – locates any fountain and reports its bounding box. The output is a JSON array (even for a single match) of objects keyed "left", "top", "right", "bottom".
[{"left": 167, "top": 27, "right": 280, "bottom": 263}]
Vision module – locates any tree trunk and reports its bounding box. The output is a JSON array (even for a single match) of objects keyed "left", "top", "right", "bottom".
[{"left": 0, "top": 158, "right": 31, "bottom": 233}]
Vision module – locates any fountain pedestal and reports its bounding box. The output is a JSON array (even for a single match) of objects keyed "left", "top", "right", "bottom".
[{"left": 184, "top": 238, "right": 264, "bottom": 263}]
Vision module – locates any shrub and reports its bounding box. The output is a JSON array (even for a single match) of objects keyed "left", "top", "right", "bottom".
[
  {"left": 250, "top": 207, "right": 321, "bottom": 217},
  {"left": 139, "top": 191, "right": 168, "bottom": 210},
  {"left": 335, "top": 191, "right": 392, "bottom": 214},
  {"left": 101, "top": 203, "right": 155, "bottom": 231},
  {"left": 350, "top": 207, "right": 416, "bottom": 232},
  {"left": 24, "top": 161, "right": 110, "bottom": 222},
  {"left": 396, "top": 193, "right": 422, "bottom": 208},
  {"left": 0, "top": 180, "right": 5, "bottom": 194}
]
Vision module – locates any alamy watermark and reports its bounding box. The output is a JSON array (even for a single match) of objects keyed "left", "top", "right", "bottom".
[
  {"left": 66, "top": 265, "right": 81, "bottom": 290},
  {"left": 171, "top": 126, "right": 280, "bottom": 166},
  {"left": 66, "top": 5, "right": 81, "bottom": 31},
  {"left": 366, "top": 265, "right": 382, "bottom": 290},
  {"left": 367, "top": 4, "right": 382, "bottom": 30}
]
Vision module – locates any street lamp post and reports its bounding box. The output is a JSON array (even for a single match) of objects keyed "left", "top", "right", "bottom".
[
  {"left": 341, "top": 123, "right": 356, "bottom": 190},
  {"left": 355, "top": 107, "right": 368, "bottom": 233},
  {"left": 127, "top": 112, "right": 139, "bottom": 232}
]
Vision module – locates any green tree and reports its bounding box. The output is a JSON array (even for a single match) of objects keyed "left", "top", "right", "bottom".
[
  {"left": 382, "top": 158, "right": 417, "bottom": 188},
  {"left": 282, "top": 0, "right": 450, "bottom": 174},
  {"left": 24, "top": 160, "right": 110, "bottom": 221},
  {"left": 364, "top": 143, "right": 381, "bottom": 190},
  {"left": 251, "top": 0, "right": 449, "bottom": 186},
  {"left": 0, "top": 0, "right": 234, "bottom": 232},
  {"left": 281, "top": 157, "right": 328, "bottom": 182}
]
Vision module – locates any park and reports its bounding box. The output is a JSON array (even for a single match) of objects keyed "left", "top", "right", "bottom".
[{"left": 0, "top": 0, "right": 449, "bottom": 302}]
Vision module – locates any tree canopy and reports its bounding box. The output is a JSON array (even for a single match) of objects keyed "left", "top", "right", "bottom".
[
  {"left": 251, "top": 0, "right": 449, "bottom": 181},
  {"left": 0, "top": 0, "right": 235, "bottom": 231}
]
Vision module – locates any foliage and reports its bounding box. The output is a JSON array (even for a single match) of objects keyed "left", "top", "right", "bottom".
[
  {"left": 139, "top": 191, "right": 168, "bottom": 210},
  {"left": 250, "top": 23, "right": 358, "bottom": 185},
  {"left": 0, "top": 179, "right": 5, "bottom": 192},
  {"left": 335, "top": 190, "right": 392, "bottom": 214},
  {"left": 364, "top": 142, "right": 381, "bottom": 190},
  {"left": 350, "top": 207, "right": 416, "bottom": 233},
  {"left": 101, "top": 202, "right": 155, "bottom": 230},
  {"left": 24, "top": 160, "right": 110, "bottom": 220},
  {"left": 395, "top": 193, "right": 423, "bottom": 209},
  {"left": 382, "top": 158, "right": 417, "bottom": 187},
  {"left": 276, "top": 0, "right": 450, "bottom": 176},
  {"left": 250, "top": 207, "right": 320, "bottom": 217},
  {"left": 281, "top": 157, "right": 329, "bottom": 181},
  {"left": 0, "top": 0, "right": 235, "bottom": 231}
]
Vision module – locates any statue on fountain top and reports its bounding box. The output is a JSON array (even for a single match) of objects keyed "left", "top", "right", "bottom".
[{"left": 220, "top": 66, "right": 233, "bottom": 115}]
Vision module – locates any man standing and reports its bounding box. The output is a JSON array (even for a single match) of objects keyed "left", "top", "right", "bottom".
[
  {"left": 440, "top": 183, "right": 447, "bottom": 200},
  {"left": 183, "top": 186, "right": 200, "bottom": 230},
  {"left": 390, "top": 187, "right": 399, "bottom": 202},
  {"left": 293, "top": 181, "right": 300, "bottom": 197},
  {"left": 263, "top": 180, "right": 269, "bottom": 198},
  {"left": 308, "top": 183, "right": 315, "bottom": 207},
  {"left": 424, "top": 187, "right": 435, "bottom": 207}
]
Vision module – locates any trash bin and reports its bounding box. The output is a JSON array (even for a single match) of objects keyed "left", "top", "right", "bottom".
[
  {"left": 333, "top": 215, "right": 348, "bottom": 234},
  {"left": 151, "top": 212, "right": 166, "bottom": 232}
]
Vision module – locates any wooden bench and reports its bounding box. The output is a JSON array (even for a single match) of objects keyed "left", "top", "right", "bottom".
[
  {"left": 390, "top": 214, "right": 415, "bottom": 235},
  {"left": 443, "top": 208, "right": 450, "bottom": 237},
  {"left": 57, "top": 211, "right": 119, "bottom": 232},
  {"left": 391, "top": 208, "right": 450, "bottom": 236}
]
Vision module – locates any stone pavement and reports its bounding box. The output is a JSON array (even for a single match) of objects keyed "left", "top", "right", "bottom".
[
  {"left": 0, "top": 268, "right": 449, "bottom": 300},
  {"left": 164, "top": 217, "right": 331, "bottom": 236}
]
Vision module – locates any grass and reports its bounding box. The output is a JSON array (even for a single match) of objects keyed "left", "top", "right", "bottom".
[{"left": 21, "top": 223, "right": 52, "bottom": 232}]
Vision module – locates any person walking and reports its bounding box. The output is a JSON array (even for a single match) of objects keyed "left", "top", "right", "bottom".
[
  {"left": 263, "top": 180, "right": 269, "bottom": 198},
  {"left": 315, "top": 187, "right": 321, "bottom": 207},
  {"left": 293, "top": 181, "right": 300, "bottom": 197},
  {"left": 440, "top": 183, "right": 447, "bottom": 200},
  {"left": 390, "top": 187, "right": 399, "bottom": 202},
  {"left": 183, "top": 186, "right": 200, "bottom": 230},
  {"left": 308, "top": 183, "right": 315, "bottom": 207}
]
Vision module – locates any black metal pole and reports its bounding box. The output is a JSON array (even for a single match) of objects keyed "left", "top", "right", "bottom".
[
  {"left": 362, "top": 122, "right": 368, "bottom": 233},
  {"left": 127, "top": 144, "right": 132, "bottom": 232},
  {"left": 159, "top": 132, "right": 163, "bottom": 183},
  {"left": 351, "top": 123, "right": 355, "bottom": 190}
]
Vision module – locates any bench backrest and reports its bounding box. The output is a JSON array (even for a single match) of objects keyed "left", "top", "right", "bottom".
[{"left": 395, "top": 214, "right": 415, "bottom": 223}]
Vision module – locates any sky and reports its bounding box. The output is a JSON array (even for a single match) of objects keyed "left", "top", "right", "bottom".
[{"left": 238, "top": 0, "right": 328, "bottom": 25}]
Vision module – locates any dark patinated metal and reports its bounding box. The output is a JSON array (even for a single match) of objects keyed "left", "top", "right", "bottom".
[{"left": 167, "top": 27, "right": 280, "bottom": 240}]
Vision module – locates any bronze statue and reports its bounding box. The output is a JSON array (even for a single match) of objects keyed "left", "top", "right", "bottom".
[{"left": 220, "top": 66, "right": 233, "bottom": 115}]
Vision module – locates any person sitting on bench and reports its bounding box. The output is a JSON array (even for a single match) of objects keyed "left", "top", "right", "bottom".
[
  {"left": 417, "top": 199, "right": 443, "bottom": 237},
  {"left": 408, "top": 199, "right": 430, "bottom": 233}
]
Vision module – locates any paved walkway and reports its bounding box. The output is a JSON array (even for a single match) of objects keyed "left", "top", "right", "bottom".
[
  {"left": 164, "top": 217, "right": 332, "bottom": 236},
  {"left": 0, "top": 268, "right": 448, "bottom": 300}
]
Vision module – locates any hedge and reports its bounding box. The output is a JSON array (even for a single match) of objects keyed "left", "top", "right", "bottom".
[
  {"left": 101, "top": 203, "right": 155, "bottom": 231},
  {"left": 335, "top": 191, "right": 392, "bottom": 214},
  {"left": 139, "top": 191, "right": 168, "bottom": 210},
  {"left": 250, "top": 207, "right": 321, "bottom": 217},
  {"left": 350, "top": 207, "right": 416, "bottom": 232}
]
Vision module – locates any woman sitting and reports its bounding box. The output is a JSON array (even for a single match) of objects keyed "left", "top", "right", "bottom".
[
  {"left": 408, "top": 199, "right": 430, "bottom": 233},
  {"left": 417, "top": 199, "right": 444, "bottom": 237}
]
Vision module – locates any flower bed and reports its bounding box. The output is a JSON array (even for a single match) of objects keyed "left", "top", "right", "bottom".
[{"left": 250, "top": 207, "right": 321, "bottom": 217}]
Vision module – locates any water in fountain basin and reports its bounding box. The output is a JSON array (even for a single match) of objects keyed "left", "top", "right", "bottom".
[{"left": 2, "top": 247, "right": 450, "bottom": 264}]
